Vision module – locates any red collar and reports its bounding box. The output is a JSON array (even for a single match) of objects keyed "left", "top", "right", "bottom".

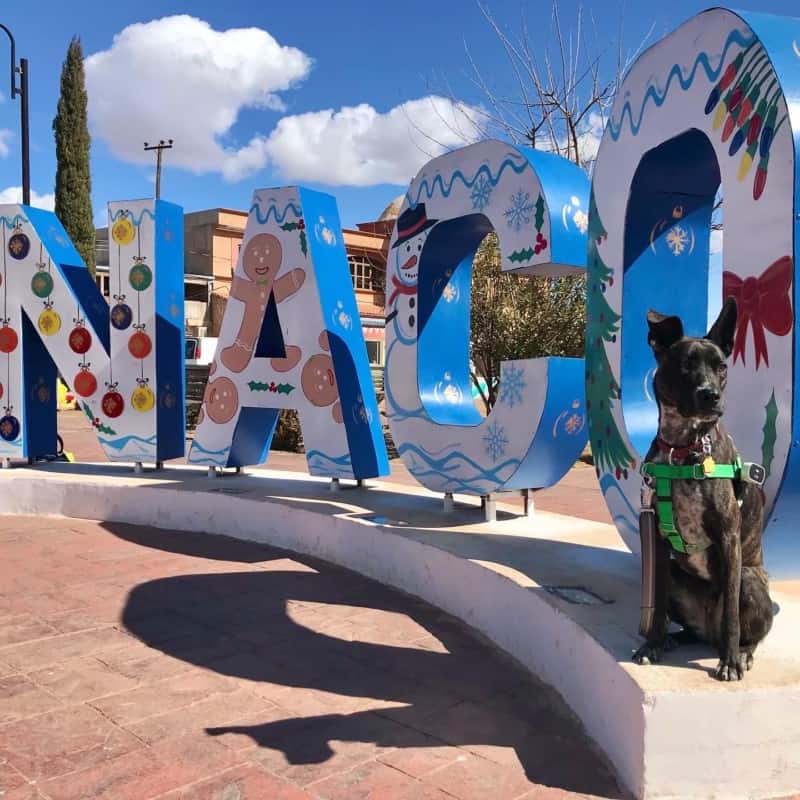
[{"left": 656, "top": 436, "right": 706, "bottom": 465}]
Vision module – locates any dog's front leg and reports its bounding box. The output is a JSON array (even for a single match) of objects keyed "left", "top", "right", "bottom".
[{"left": 716, "top": 524, "right": 744, "bottom": 681}]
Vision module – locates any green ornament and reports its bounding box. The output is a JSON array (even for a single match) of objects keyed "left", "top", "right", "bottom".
[
  {"left": 129, "top": 262, "right": 152, "bottom": 292},
  {"left": 31, "top": 270, "right": 53, "bottom": 299}
]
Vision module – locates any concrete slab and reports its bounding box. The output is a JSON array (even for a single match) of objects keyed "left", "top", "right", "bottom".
[{"left": 0, "top": 462, "right": 797, "bottom": 799}]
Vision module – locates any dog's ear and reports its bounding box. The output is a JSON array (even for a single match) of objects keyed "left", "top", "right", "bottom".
[
  {"left": 647, "top": 310, "right": 684, "bottom": 356},
  {"left": 706, "top": 296, "right": 737, "bottom": 358}
]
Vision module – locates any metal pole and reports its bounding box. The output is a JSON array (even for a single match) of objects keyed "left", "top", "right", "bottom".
[
  {"left": 155, "top": 146, "right": 162, "bottom": 200},
  {"left": 0, "top": 24, "right": 30, "bottom": 205},
  {"left": 19, "top": 57, "right": 29, "bottom": 205}
]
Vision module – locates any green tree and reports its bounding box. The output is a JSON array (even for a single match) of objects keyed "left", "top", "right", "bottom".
[
  {"left": 53, "top": 37, "right": 95, "bottom": 276},
  {"left": 470, "top": 233, "right": 586, "bottom": 412}
]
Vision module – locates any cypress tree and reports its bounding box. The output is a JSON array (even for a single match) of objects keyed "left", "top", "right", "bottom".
[{"left": 53, "top": 37, "right": 95, "bottom": 276}]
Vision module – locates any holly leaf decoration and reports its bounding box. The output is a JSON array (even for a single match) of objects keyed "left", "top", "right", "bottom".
[
  {"left": 277, "top": 383, "right": 294, "bottom": 395},
  {"left": 280, "top": 222, "right": 299, "bottom": 232},
  {"left": 300, "top": 230, "right": 308, "bottom": 257},
  {"left": 508, "top": 246, "right": 535, "bottom": 264},
  {"left": 534, "top": 194, "right": 545, "bottom": 232},
  {"left": 248, "top": 381, "right": 295, "bottom": 395},
  {"left": 761, "top": 390, "right": 778, "bottom": 478},
  {"left": 97, "top": 422, "right": 116, "bottom": 435},
  {"left": 82, "top": 402, "right": 94, "bottom": 424}
]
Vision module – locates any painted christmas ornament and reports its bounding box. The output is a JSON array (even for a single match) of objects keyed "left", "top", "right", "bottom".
[
  {"left": 0, "top": 415, "right": 20, "bottom": 441},
  {"left": 7, "top": 232, "right": 30, "bottom": 260},
  {"left": 102, "top": 390, "right": 124, "bottom": 418},
  {"left": 128, "top": 330, "right": 152, "bottom": 360},
  {"left": 74, "top": 368, "right": 97, "bottom": 398},
  {"left": 0, "top": 383, "right": 4, "bottom": 401},
  {"left": 129, "top": 262, "right": 152, "bottom": 292},
  {"left": 131, "top": 383, "right": 155, "bottom": 412},
  {"left": 110, "top": 303, "right": 133, "bottom": 330},
  {"left": 0, "top": 326, "right": 18, "bottom": 354},
  {"left": 111, "top": 217, "right": 135, "bottom": 246},
  {"left": 33, "top": 381, "right": 50, "bottom": 404},
  {"left": 31, "top": 271, "right": 53, "bottom": 298},
  {"left": 68, "top": 326, "right": 92, "bottom": 354},
  {"left": 38, "top": 308, "right": 61, "bottom": 337}
]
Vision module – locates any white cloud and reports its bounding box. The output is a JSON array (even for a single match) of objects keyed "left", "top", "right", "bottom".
[
  {"left": 264, "top": 96, "right": 484, "bottom": 186},
  {"left": 576, "top": 112, "right": 605, "bottom": 166},
  {"left": 84, "top": 15, "right": 312, "bottom": 182},
  {"left": 0, "top": 186, "right": 56, "bottom": 210},
  {"left": 0, "top": 129, "right": 12, "bottom": 158}
]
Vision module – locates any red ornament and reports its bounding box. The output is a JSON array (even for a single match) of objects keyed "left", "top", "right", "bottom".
[
  {"left": 0, "top": 326, "right": 18, "bottom": 354},
  {"left": 128, "top": 330, "right": 152, "bottom": 360},
  {"left": 74, "top": 369, "right": 97, "bottom": 398},
  {"left": 69, "top": 326, "right": 92, "bottom": 354},
  {"left": 102, "top": 390, "right": 124, "bottom": 418}
]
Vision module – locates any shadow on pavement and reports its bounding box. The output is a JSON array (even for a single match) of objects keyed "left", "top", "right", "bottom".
[{"left": 107, "top": 521, "right": 624, "bottom": 797}]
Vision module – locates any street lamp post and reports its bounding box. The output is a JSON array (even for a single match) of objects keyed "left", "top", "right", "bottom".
[{"left": 0, "top": 23, "right": 30, "bottom": 205}]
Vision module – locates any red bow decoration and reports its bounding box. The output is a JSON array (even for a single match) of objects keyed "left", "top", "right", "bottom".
[
  {"left": 722, "top": 255, "right": 793, "bottom": 368},
  {"left": 388, "top": 274, "right": 417, "bottom": 306}
]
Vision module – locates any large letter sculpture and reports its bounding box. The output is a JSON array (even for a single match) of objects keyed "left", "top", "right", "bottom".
[
  {"left": 189, "top": 188, "right": 388, "bottom": 479},
  {"left": 588, "top": 8, "right": 800, "bottom": 574},
  {"left": 384, "top": 140, "right": 589, "bottom": 495},
  {"left": 0, "top": 201, "right": 184, "bottom": 462}
]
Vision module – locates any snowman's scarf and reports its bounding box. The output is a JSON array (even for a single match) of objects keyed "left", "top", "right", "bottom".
[{"left": 389, "top": 274, "right": 417, "bottom": 306}]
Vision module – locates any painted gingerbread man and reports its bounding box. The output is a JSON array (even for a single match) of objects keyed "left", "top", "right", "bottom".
[
  {"left": 267, "top": 331, "right": 343, "bottom": 423},
  {"left": 221, "top": 233, "right": 305, "bottom": 374}
]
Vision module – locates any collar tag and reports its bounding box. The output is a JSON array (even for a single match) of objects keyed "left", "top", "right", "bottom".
[{"left": 702, "top": 455, "right": 716, "bottom": 475}]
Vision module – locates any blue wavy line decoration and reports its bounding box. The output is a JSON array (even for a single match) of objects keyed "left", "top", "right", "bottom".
[
  {"left": 188, "top": 439, "right": 231, "bottom": 467},
  {"left": 306, "top": 450, "right": 352, "bottom": 467},
  {"left": 0, "top": 214, "right": 28, "bottom": 229},
  {"left": 109, "top": 207, "right": 156, "bottom": 227},
  {"left": 249, "top": 200, "right": 302, "bottom": 225},
  {"left": 407, "top": 155, "right": 529, "bottom": 205},
  {"left": 99, "top": 433, "right": 157, "bottom": 452},
  {"left": 399, "top": 441, "right": 521, "bottom": 493},
  {"left": 608, "top": 28, "right": 756, "bottom": 141}
]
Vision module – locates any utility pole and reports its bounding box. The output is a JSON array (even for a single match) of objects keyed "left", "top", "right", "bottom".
[
  {"left": 0, "top": 24, "right": 30, "bottom": 205},
  {"left": 144, "top": 139, "right": 173, "bottom": 199}
]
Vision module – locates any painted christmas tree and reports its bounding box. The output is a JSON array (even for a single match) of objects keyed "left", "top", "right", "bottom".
[{"left": 585, "top": 192, "right": 635, "bottom": 479}]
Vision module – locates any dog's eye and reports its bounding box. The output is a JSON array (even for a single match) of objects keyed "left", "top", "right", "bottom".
[{"left": 717, "top": 363, "right": 728, "bottom": 375}]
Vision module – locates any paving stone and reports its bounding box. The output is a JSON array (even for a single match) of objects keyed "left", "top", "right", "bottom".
[
  {"left": 0, "top": 674, "right": 62, "bottom": 724},
  {"left": 308, "top": 759, "right": 421, "bottom": 799},
  {"left": 424, "top": 751, "right": 536, "bottom": 800},
  {"left": 0, "top": 628, "right": 134, "bottom": 672},
  {"left": 0, "top": 615, "right": 59, "bottom": 649},
  {"left": 156, "top": 764, "right": 316, "bottom": 799},
  {"left": 0, "top": 704, "right": 144, "bottom": 781},
  {"left": 28, "top": 656, "right": 140, "bottom": 704}
]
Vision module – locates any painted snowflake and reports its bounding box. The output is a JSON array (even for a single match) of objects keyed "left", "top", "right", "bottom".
[
  {"left": 442, "top": 283, "right": 457, "bottom": 302},
  {"left": 666, "top": 225, "right": 689, "bottom": 256},
  {"left": 573, "top": 210, "right": 589, "bottom": 234},
  {"left": 499, "top": 365, "right": 526, "bottom": 408},
  {"left": 471, "top": 174, "right": 493, "bottom": 211},
  {"left": 483, "top": 421, "right": 509, "bottom": 462},
  {"left": 504, "top": 189, "right": 536, "bottom": 233}
]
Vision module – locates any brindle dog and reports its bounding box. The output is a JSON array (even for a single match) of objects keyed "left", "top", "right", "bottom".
[{"left": 633, "top": 297, "right": 774, "bottom": 681}]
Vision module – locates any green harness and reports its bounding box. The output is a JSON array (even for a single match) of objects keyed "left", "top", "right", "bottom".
[{"left": 641, "top": 456, "right": 744, "bottom": 555}]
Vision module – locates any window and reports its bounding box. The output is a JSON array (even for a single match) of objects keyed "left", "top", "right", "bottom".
[
  {"left": 95, "top": 273, "right": 110, "bottom": 298},
  {"left": 185, "top": 282, "right": 209, "bottom": 302},
  {"left": 348, "top": 254, "right": 384, "bottom": 291},
  {"left": 365, "top": 339, "right": 383, "bottom": 366}
]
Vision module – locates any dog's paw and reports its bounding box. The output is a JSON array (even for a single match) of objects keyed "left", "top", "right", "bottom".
[
  {"left": 633, "top": 637, "right": 675, "bottom": 665},
  {"left": 715, "top": 653, "right": 747, "bottom": 681},
  {"left": 741, "top": 650, "right": 754, "bottom": 671}
]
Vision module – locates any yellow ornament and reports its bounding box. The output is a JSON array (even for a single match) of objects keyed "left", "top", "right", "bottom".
[
  {"left": 131, "top": 384, "right": 155, "bottom": 412},
  {"left": 702, "top": 456, "right": 716, "bottom": 476},
  {"left": 37, "top": 308, "right": 61, "bottom": 337},
  {"left": 112, "top": 217, "right": 135, "bottom": 246}
]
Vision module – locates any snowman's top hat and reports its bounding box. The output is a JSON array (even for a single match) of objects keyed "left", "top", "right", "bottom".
[{"left": 392, "top": 203, "right": 438, "bottom": 248}]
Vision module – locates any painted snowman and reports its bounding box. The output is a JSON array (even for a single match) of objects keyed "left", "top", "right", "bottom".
[{"left": 386, "top": 203, "right": 438, "bottom": 344}]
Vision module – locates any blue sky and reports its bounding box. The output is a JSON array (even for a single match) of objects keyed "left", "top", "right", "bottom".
[{"left": 0, "top": 0, "right": 796, "bottom": 228}]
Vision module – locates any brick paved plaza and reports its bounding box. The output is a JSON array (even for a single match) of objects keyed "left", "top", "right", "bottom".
[{"left": 0, "top": 411, "right": 625, "bottom": 799}]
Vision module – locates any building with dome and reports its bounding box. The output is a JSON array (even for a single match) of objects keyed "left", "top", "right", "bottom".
[{"left": 94, "top": 196, "right": 403, "bottom": 381}]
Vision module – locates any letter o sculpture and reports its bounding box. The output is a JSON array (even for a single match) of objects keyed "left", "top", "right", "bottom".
[{"left": 588, "top": 8, "right": 800, "bottom": 576}]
